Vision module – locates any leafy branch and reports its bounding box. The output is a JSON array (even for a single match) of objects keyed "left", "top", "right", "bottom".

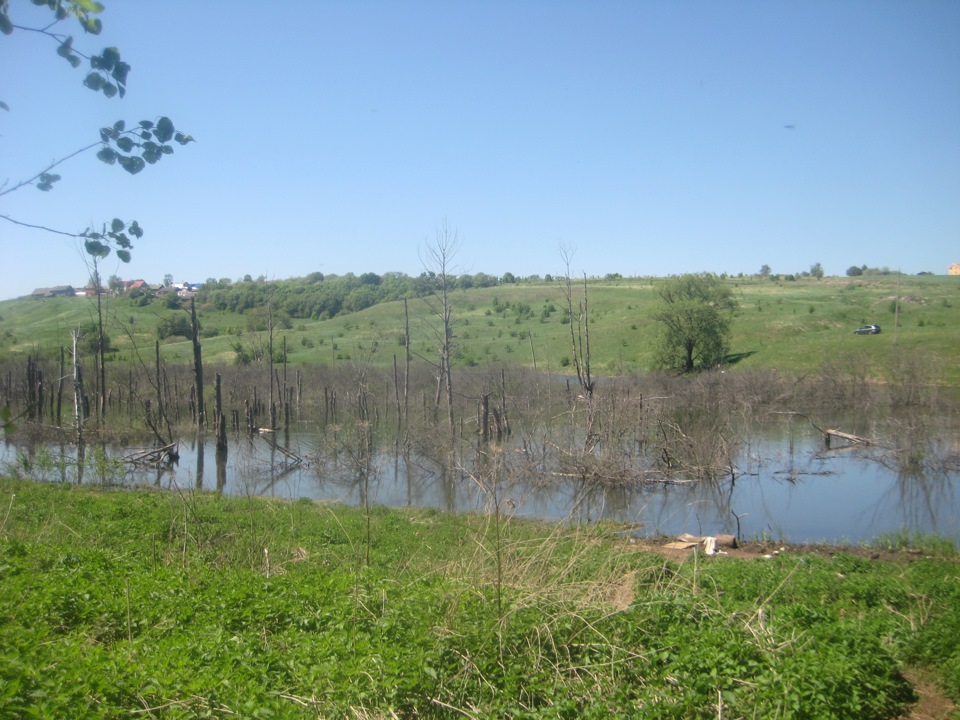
[
  {"left": 81, "top": 217, "right": 142, "bottom": 263},
  {"left": 1, "top": 0, "right": 127, "bottom": 98},
  {"left": 0, "top": 0, "right": 194, "bottom": 255},
  {"left": 0, "top": 117, "right": 193, "bottom": 200}
]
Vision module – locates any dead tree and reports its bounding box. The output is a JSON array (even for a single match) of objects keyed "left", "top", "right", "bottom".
[
  {"left": 559, "top": 246, "right": 596, "bottom": 448},
  {"left": 71, "top": 330, "right": 85, "bottom": 446},
  {"left": 421, "top": 219, "right": 460, "bottom": 438},
  {"left": 190, "top": 297, "right": 205, "bottom": 428}
]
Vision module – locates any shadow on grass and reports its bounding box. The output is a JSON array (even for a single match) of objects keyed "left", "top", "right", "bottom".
[{"left": 722, "top": 350, "right": 757, "bottom": 365}]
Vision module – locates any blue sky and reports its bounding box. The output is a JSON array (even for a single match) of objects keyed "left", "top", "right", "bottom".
[{"left": 2, "top": 0, "right": 958, "bottom": 299}]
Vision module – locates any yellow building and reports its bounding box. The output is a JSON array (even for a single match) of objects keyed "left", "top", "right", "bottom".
[{"left": 950, "top": 263, "right": 960, "bottom": 276}]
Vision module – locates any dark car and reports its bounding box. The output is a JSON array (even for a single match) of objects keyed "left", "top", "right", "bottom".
[{"left": 853, "top": 324, "right": 881, "bottom": 335}]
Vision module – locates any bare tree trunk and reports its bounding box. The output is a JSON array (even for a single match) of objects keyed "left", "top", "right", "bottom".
[
  {"left": 393, "top": 354, "right": 402, "bottom": 435},
  {"left": 190, "top": 297, "right": 205, "bottom": 428},
  {"left": 560, "top": 247, "right": 596, "bottom": 449},
  {"left": 422, "top": 219, "right": 460, "bottom": 438},
  {"left": 480, "top": 393, "right": 490, "bottom": 443},
  {"left": 92, "top": 259, "right": 107, "bottom": 424},
  {"left": 560, "top": 251, "right": 593, "bottom": 398},
  {"left": 403, "top": 298, "right": 410, "bottom": 439},
  {"left": 268, "top": 304, "right": 275, "bottom": 430},
  {"left": 580, "top": 273, "right": 593, "bottom": 395},
  {"left": 71, "top": 331, "right": 84, "bottom": 446},
  {"left": 214, "top": 372, "right": 227, "bottom": 452},
  {"left": 214, "top": 372, "right": 228, "bottom": 492},
  {"left": 56, "top": 346, "right": 64, "bottom": 427},
  {"left": 148, "top": 338, "right": 173, "bottom": 445}
]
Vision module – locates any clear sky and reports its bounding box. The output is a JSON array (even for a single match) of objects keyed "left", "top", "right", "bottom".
[{"left": 2, "top": 0, "right": 958, "bottom": 299}]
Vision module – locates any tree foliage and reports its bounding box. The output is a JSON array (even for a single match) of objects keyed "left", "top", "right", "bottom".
[
  {"left": 197, "top": 271, "right": 501, "bottom": 322},
  {"left": 0, "top": 0, "right": 193, "bottom": 262},
  {"left": 652, "top": 273, "right": 739, "bottom": 373},
  {"left": 156, "top": 313, "right": 192, "bottom": 340}
]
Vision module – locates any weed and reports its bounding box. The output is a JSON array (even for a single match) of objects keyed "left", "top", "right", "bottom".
[
  {"left": 2, "top": 479, "right": 954, "bottom": 717},
  {"left": 871, "top": 529, "right": 956, "bottom": 556}
]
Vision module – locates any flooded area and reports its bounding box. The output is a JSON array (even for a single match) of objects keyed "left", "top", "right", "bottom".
[{"left": 4, "top": 423, "right": 958, "bottom": 545}]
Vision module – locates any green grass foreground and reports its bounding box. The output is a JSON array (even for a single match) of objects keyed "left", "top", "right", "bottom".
[{"left": 1, "top": 479, "right": 958, "bottom": 719}]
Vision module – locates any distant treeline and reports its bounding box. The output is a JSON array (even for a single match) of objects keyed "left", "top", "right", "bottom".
[{"left": 197, "top": 271, "right": 520, "bottom": 321}]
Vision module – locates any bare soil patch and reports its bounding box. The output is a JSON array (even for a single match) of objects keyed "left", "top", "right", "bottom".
[{"left": 630, "top": 535, "right": 956, "bottom": 564}]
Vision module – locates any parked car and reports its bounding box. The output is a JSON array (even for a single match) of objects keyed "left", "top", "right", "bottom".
[{"left": 853, "top": 324, "right": 881, "bottom": 335}]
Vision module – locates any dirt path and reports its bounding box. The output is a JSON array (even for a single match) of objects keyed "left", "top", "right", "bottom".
[{"left": 899, "top": 670, "right": 957, "bottom": 720}]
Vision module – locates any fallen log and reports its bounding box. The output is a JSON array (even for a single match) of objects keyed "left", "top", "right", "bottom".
[
  {"left": 664, "top": 533, "right": 739, "bottom": 552},
  {"left": 260, "top": 433, "right": 305, "bottom": 466},
  {"left": 824, "top": 429, "right": 873, "bottom": 449},
  {"left": 123, "top": 442, "right": 179, "bottom": 465}
]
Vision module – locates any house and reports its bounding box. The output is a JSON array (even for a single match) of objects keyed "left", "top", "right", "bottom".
[
  {"left": 173, "top": 281, "right": 202, "bottom": 297},
  {"left": 949, "top": 263, "right": 960, "bottom": 276},
  {"left": 30, "top": 285, "right": 75, "bottom": 298}
]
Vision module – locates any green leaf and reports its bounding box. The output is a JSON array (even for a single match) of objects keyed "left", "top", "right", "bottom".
[
  {"left": 112, "top": 60, "right": 129, "bottom": 88},
  {"left": 154, "top": 117, "right": 175, "bottom": 144},
  {"left": 115, "top": 136, "right": 135, "bottom": 152},
  {"left": 81, "top": 17, "right": 102, "bottom": 34},
  {"left": 0, "top": 100, "right": 8, "bottom": 111},
  {"left": 76, "top": 0, "right": 106, "bottom": 12},
  {"left": 57, "top": 36, "right": 74, "bottom": 58},
  {"left": 102, "top": 82, "right": 117, "bottom": 98},
  {"left": 99, "top": 126, "right": 117, "bottom": 142},
  {"left": 174, "top": 132, "right": 195, "bottom": 145},
  {"left": 142, "top": 149, "right": 159, "bottom": 164},
  {"left": 117, "top": 249, "right": 131, "bottom": 263},
  {"left": 84, "top": 239, "right": 110, "bottom": 258},
  {"left": 129, "top": 221, "right": 143, "bottom": 239},
  {"left": 0, "top": 13, "right": 13, "bottom": 36},
  {"left": 99, "top": 47, "right": 120, "bottom": 71},
  {"left": 138, "top": 120, "right": 155, "bottom": 130},
  {"left": 97, "top": 147, "right": 117, "bottom": 164},
  {"left": 83, "top": 72, "right": 104, "bottom": 91},
  {"left": 113, "top": 119, "right": 126, "bottom": 133},
  {"left": 36, "top": 173, "right": 60, "bottom": 191},
  {"left": 118, "top": 156, "right": 145, "bottom": 175},
  {"left": 111, "top": 218, "right": 124, "bottom": 233},
  {"left": 68, "top": 55, "right": 82, "bottom": 68}
]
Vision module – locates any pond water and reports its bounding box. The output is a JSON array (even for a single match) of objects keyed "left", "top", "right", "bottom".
[{"left": 3, "top": 426, "right": 958, "bottom": 545}]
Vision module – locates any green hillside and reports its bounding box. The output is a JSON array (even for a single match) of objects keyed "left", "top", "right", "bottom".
[{"left": 2, "top": 274, "right": 958, "bottom": 385}]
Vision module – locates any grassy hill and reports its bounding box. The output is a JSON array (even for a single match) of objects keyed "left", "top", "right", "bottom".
[{"left": 2, "top": 274, "right": 958, "bottom": 385}]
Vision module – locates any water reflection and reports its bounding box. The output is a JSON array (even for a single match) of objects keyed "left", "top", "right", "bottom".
[{"left": 2, "top": 427, "right": 957, "bottom": 544}]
